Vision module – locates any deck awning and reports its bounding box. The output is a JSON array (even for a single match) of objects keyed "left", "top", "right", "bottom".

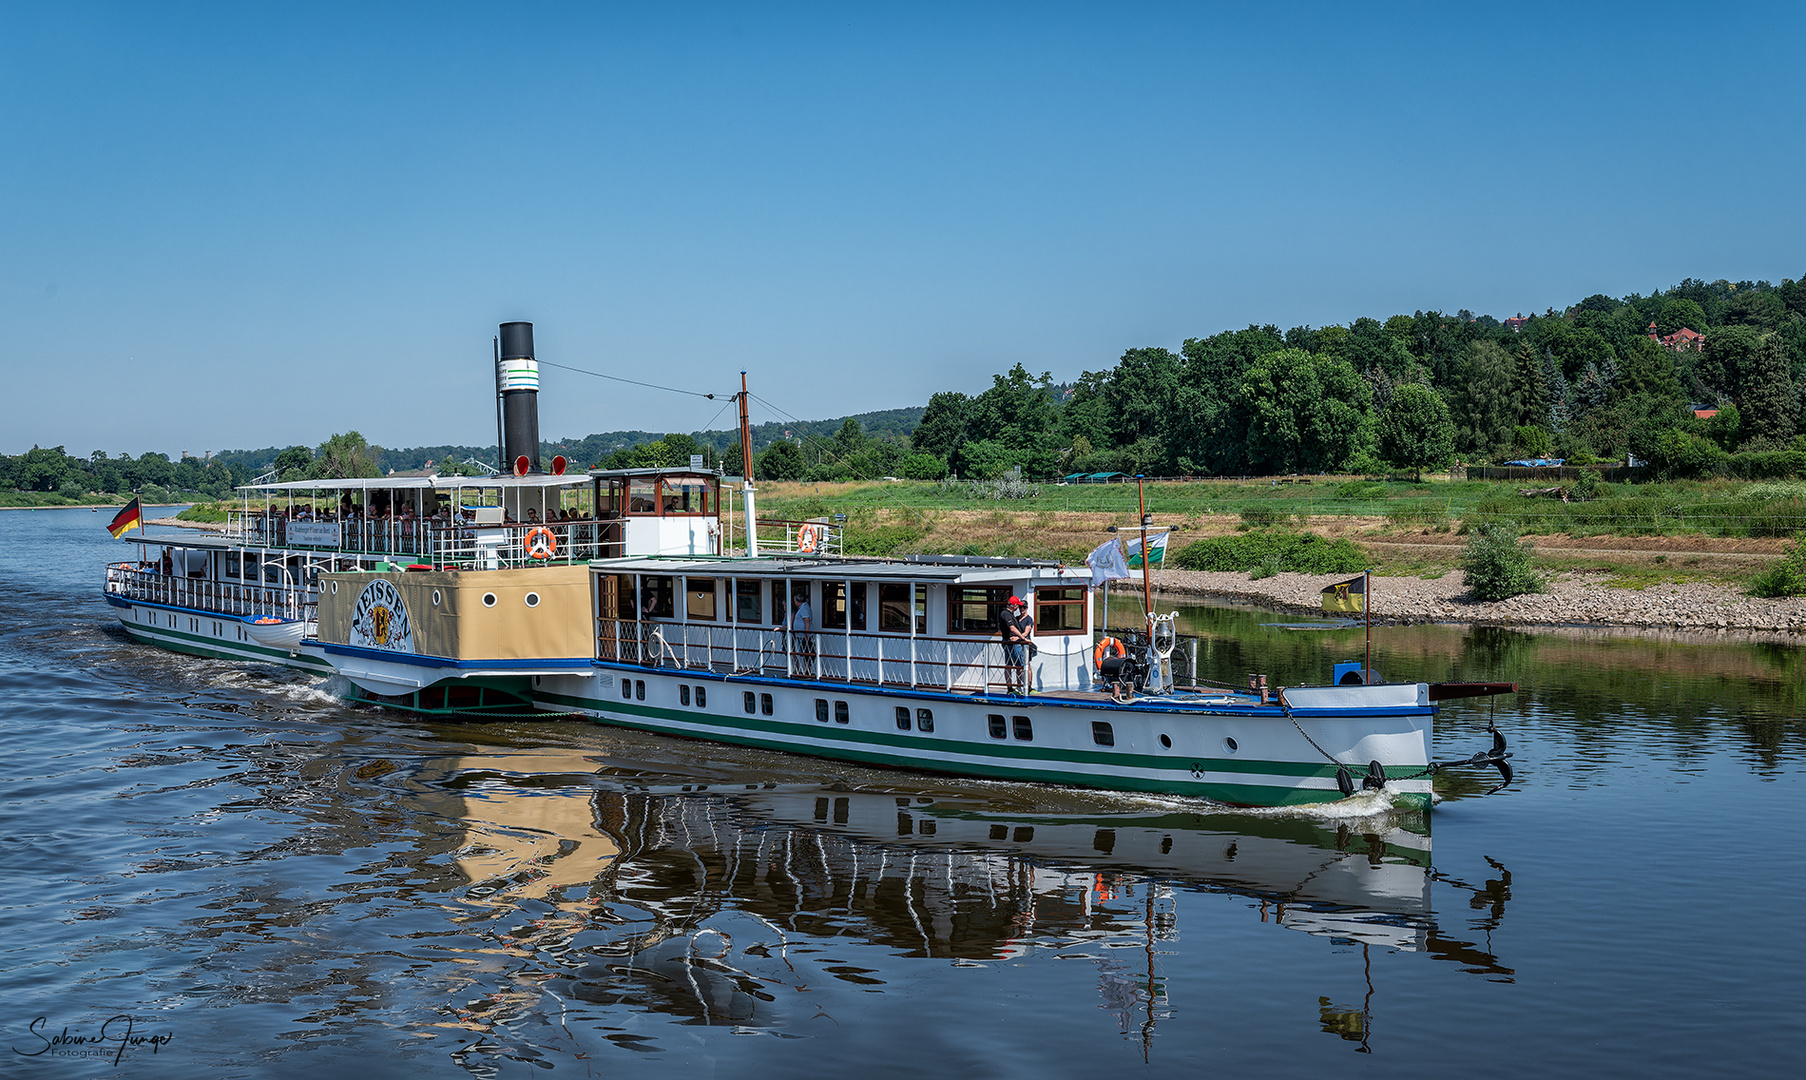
[{"left": 239, "top": 474, "right": 593, "bottom": 494}]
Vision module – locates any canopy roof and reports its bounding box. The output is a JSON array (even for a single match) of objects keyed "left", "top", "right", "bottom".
[{"left": 239, "top": 473, "right": 593, "bottom": 494}]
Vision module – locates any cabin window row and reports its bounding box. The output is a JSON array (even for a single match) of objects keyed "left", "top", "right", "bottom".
[
  {"left": 677, "top": 684, "right": 708, "bottom": 708},
  {"left": 988, "top": 714, "right": 1034, "bottom": 741},
  {"left": 743, "top": 691, "right": 775, "bottom": 716},
  {"left": 608, "top": 577, "right": 1084, "bottom": 636}
]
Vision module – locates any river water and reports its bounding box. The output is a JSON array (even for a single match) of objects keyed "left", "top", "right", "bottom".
[{"left": 3, "top": 507, "right": 1802, "bottom": 1078}]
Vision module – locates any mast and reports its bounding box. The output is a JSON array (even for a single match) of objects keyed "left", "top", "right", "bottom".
[
  {"left": 1137, "top": 475, "right": 1153, "bottom": 634},
  {"left": 1364, "top": 568, "right": 1372, "bottom": 684},
  {"left": 738, "top": 371, "right": 759, "bottom": 556}
]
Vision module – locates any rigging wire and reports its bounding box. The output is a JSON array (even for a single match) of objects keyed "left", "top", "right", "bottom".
[{"left": 537, "top": 358, "right": 730, "bottom": 401}]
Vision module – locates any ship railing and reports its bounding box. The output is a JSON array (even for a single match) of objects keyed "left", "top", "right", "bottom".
[
  {"left": 735, "top": 518, "right": 843, "bottom": 556},
  {"left": 429, "top": 522, "right": 621, "bottom": 567},
  {"left": 225, "top": 512, "right": 622, "bottom": 566},
  {"left": 105, "top": 563, "right": 317, "bottom": 622},
  {"left": 596, "top": 617, "right": 1014, "bottom": 693}
]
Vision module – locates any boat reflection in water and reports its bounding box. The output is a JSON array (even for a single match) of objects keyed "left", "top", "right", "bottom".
[{"left": 400, "top": 749, "right": 1511, "bottom": 1058}]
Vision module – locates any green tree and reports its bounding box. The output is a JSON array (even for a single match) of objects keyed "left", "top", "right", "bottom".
[
  {"left": 1657, "top": 298, "right": 1708, "bottom": 336},
  {"left": 755, "top": 441, "right": 803, "bottom": 481},
  {"left": 1377, "top": 382, "right": 1456, "bottom": 481},
  {"left": 315, "top": 431, "right": 382, "bottom": 479},
  {"left": 273, "top": 445, "right": 315, "bottom": 481},
  {"left": 1238, "top": 348, "right": 1370, "bottom": 473},
  {"left": 911, "top": 391, "right": 971, "bottom": 461},
  {"left": 1740, "top": 334, "right": 1796, "bottom": 447},
  {"left": 1449, "top": 341, "right": 1520, "bottom": 455}
]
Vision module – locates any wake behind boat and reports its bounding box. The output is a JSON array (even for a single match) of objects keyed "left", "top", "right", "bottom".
[{"left": 102, "top": 321, "right": 1514, "bottom": 808}]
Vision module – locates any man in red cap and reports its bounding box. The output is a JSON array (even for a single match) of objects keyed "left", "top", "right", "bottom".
[{"left": 996, "top": 594, "right": 1035, "bottom": 695}]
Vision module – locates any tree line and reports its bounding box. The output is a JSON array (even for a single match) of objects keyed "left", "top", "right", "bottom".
[{"left": 11, "top": 274, "right": 1805, "bottom": 497}]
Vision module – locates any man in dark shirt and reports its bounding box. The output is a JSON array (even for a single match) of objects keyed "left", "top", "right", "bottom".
[{"left": 997, "top": 595, "right": 1034, "bottom": 694}]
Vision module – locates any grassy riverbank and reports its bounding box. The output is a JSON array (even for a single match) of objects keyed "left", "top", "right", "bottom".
[{"left": 744, "top": 476, "right": 1800, "bottom": 590}]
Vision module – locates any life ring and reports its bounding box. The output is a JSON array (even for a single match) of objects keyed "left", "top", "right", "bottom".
[
  {"left": 797, "top": 523, "right": 821, "bottom": 553},
  {"left": 1094, "top": 637, "right": 1127, "bottom": 668},
  {"left": 525, "top": 526, "right": 557, "bottom": 560}
]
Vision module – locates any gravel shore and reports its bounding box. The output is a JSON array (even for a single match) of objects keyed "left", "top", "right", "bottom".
[{"left": 1149, "top": 568, "right": 1806, "bottom": 634}]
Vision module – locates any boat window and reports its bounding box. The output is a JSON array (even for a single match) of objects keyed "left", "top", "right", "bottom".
[
  {"left": 761, "top": 693, "right": 774, "bottom": 715},
  {"left": 628, "top": 480, "right": 657, "bottom": 515},
  {"left": 916, "top": 708, "right": 934, "bottom": 733},
  {"left": 834, "top": 700, "right": 849, "bottom": 724},
  {"left": 949, "top": 586, "right": 1014, "bottom": 634},
  {"left": 850, "top": 583, "right": 865, "bottom": 629},
  {"left": 680, "top": 685, "right": 691, "bottom": 706},
  {"left": 635, "top": 680, "right": 646, "bottom": 700},
  {"left": 822, "top": 583, "right": 850, "bottom": 630},
  {"left": 686, "top": 578, "right": 717, "bottom": 621},
  {"left": 895, "top": 706, "right": 911, "bottom": 730},
  {"left": 695, "top": 686, "right": 707, "bottom": 708},
  {"left": 1035, "top": 587, "right": 1088, "bottom": 634},
  {"left": 744, "top": 691, "right": 757, "bottom": 714},
  {"left": 639, "top": 576, "right": 675, "bottom": 619},
  {"left": 622, "top": 679, "right": 632, "bottom": 700},
  {"left": 1092, "top": 721, "right": 1115, "bottom": 747},
  {"left": 734, "top": 579, "right": 762, "bottom": 624},
  {"left": 987, "top": 714, "right": 1006, "bottom": 739},
  {"left": 815, "top": 699, "right": 829, "bottom": 722},
  {"left": 661, "top": 478, "right": 712, "bottom": 516},
  {"left": 1013, "top": 715, "right": 1033, "bottom": 741}
]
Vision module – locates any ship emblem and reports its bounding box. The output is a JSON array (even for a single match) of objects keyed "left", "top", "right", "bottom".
[{"left": 349, "top": 579, "right": 415, "bottom": 653}]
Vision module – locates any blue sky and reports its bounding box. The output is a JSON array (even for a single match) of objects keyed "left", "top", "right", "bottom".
[{"left": 4, "top": 2, "right": 1802, "bottom": 456}]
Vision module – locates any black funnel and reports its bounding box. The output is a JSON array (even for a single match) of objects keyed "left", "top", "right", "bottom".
[{"left": 496, "top": 321, "right": 540, "bottom": 474}]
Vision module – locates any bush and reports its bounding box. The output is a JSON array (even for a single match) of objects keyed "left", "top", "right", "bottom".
[
  {"left": 1748, "top": 541, "right": 1806, "bottom": 597},
  {"left": 1172, "top": 530, "right": 1367, "bottom": 575},
  {"left": 1570, "top": 470, "right": 1600, "bottom": 502},
  {"left": 1460, "top": 523, "right": 1543, "bottom": 600}
]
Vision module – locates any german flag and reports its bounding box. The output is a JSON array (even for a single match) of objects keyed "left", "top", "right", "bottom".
[
  {"left": 107, "top": 496, "right": 143, "bottom": 538},
  {"left": 1321, "top": 574, "right": 1365, "bottom": 614}
]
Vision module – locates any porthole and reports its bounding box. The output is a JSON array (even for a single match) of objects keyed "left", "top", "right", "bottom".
[
  {"left": 482, "top": 592, "right": 497, "bottom": 607},
  {"left": 524, "top": 592, "right": 540, "bottom": 608},
  {"left": 695, "top": 686, "right": 707, "bottom": 708},
  {"left": 1159, "top": 733, "right": 1172, "bottom": 749},
  {"left": 744, "top": 691, "right": 757, "bottom": 714},
  {"left": 635, "top": 680, "right": 645, "bottom": 700},
  {"left": 833, "top": 700, "right": 849, "bottom": 724},
  {"left": 1092, "top": 721, "right": 1115, "bottom": 747},
  {"left": 916, "top": 708, "right": 934, "bottom": 733},
  {"left": 987, "top": 714, "right": 1007, "bottom": 739},
  {"left": 680, "top": 685, "right": 691, "bottom": 706},
  {"left": 815, "top": 698, "right": 829, "bottom": 722},
  {"left": 761, "top": 693, "right": 774, "bottom": 715},
  {"left": 1012, "top": 715, "right": 1033, "bottom": 741},
  {"left": 895, "top": 706, "right": 912, "bottom": 731},
  {"left": 330, "top": 581, "right": 338, "bottom": 595},
  {"left": 1224, "top": 736, "right": 1238, "bottom": 753},
  {"left": 431, "top": 589, "right": 442, "bottom": 606}
]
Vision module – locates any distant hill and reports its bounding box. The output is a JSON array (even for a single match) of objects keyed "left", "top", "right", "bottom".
[{"left": 211, "top": 405, "right": 926, "bottom": 476}]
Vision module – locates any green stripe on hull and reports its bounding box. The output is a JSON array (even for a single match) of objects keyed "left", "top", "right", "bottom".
[
  {"left": 121, "top": 621, "right": 331, "bottom": 671},
  {"left": 538, "top": 690, "right": 1430, "bottom": 809}
]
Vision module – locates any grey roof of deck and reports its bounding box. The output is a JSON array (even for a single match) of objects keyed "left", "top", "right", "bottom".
[
  {"left": 239, "top": 474, "right": 593, "bottom": 493},
  {"left": 591, "top": 554, "right": 1085, "bottom": 583}
]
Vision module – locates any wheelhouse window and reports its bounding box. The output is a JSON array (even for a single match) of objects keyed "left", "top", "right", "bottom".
[
  {"left": 1036, "top": 587, "right": 1087, "bottom": 634},
  {"left": 950, "top": 586, "right": 1014, "bottom": 634},
  {"left": 686, "top": 578, "right": 718, "bottom": 621},
  {"left": 627, "top": 479, "right": 658, "bottom": 514},
  {"left": 639, "top": 576, "right": 675, "bottom": 619},
  {"left": 734, "top": 579, "right": 762, "bottom": 624},
  {"left": 661, "top": 478, "right": 712, "bottom": 515}
]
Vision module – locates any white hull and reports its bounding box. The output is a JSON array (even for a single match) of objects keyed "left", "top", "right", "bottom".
[{"left": 533, "top": 665, "right": 1436, "bottom": 808}]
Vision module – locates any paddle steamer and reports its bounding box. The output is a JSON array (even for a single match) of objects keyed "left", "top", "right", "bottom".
[{"left": 105, "top": 321, "right": 1511, "bottom": 807}]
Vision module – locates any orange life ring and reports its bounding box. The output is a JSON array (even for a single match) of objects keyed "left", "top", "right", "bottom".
[
  {"left": 797, "top": 523, "right": 821, "bottom": 553},
  {"left": 1094, "top": 636, "right": 1127, "bottom": 668},
  {"left": 525, "top": 526, "right": 557, "bottom": 560}
]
